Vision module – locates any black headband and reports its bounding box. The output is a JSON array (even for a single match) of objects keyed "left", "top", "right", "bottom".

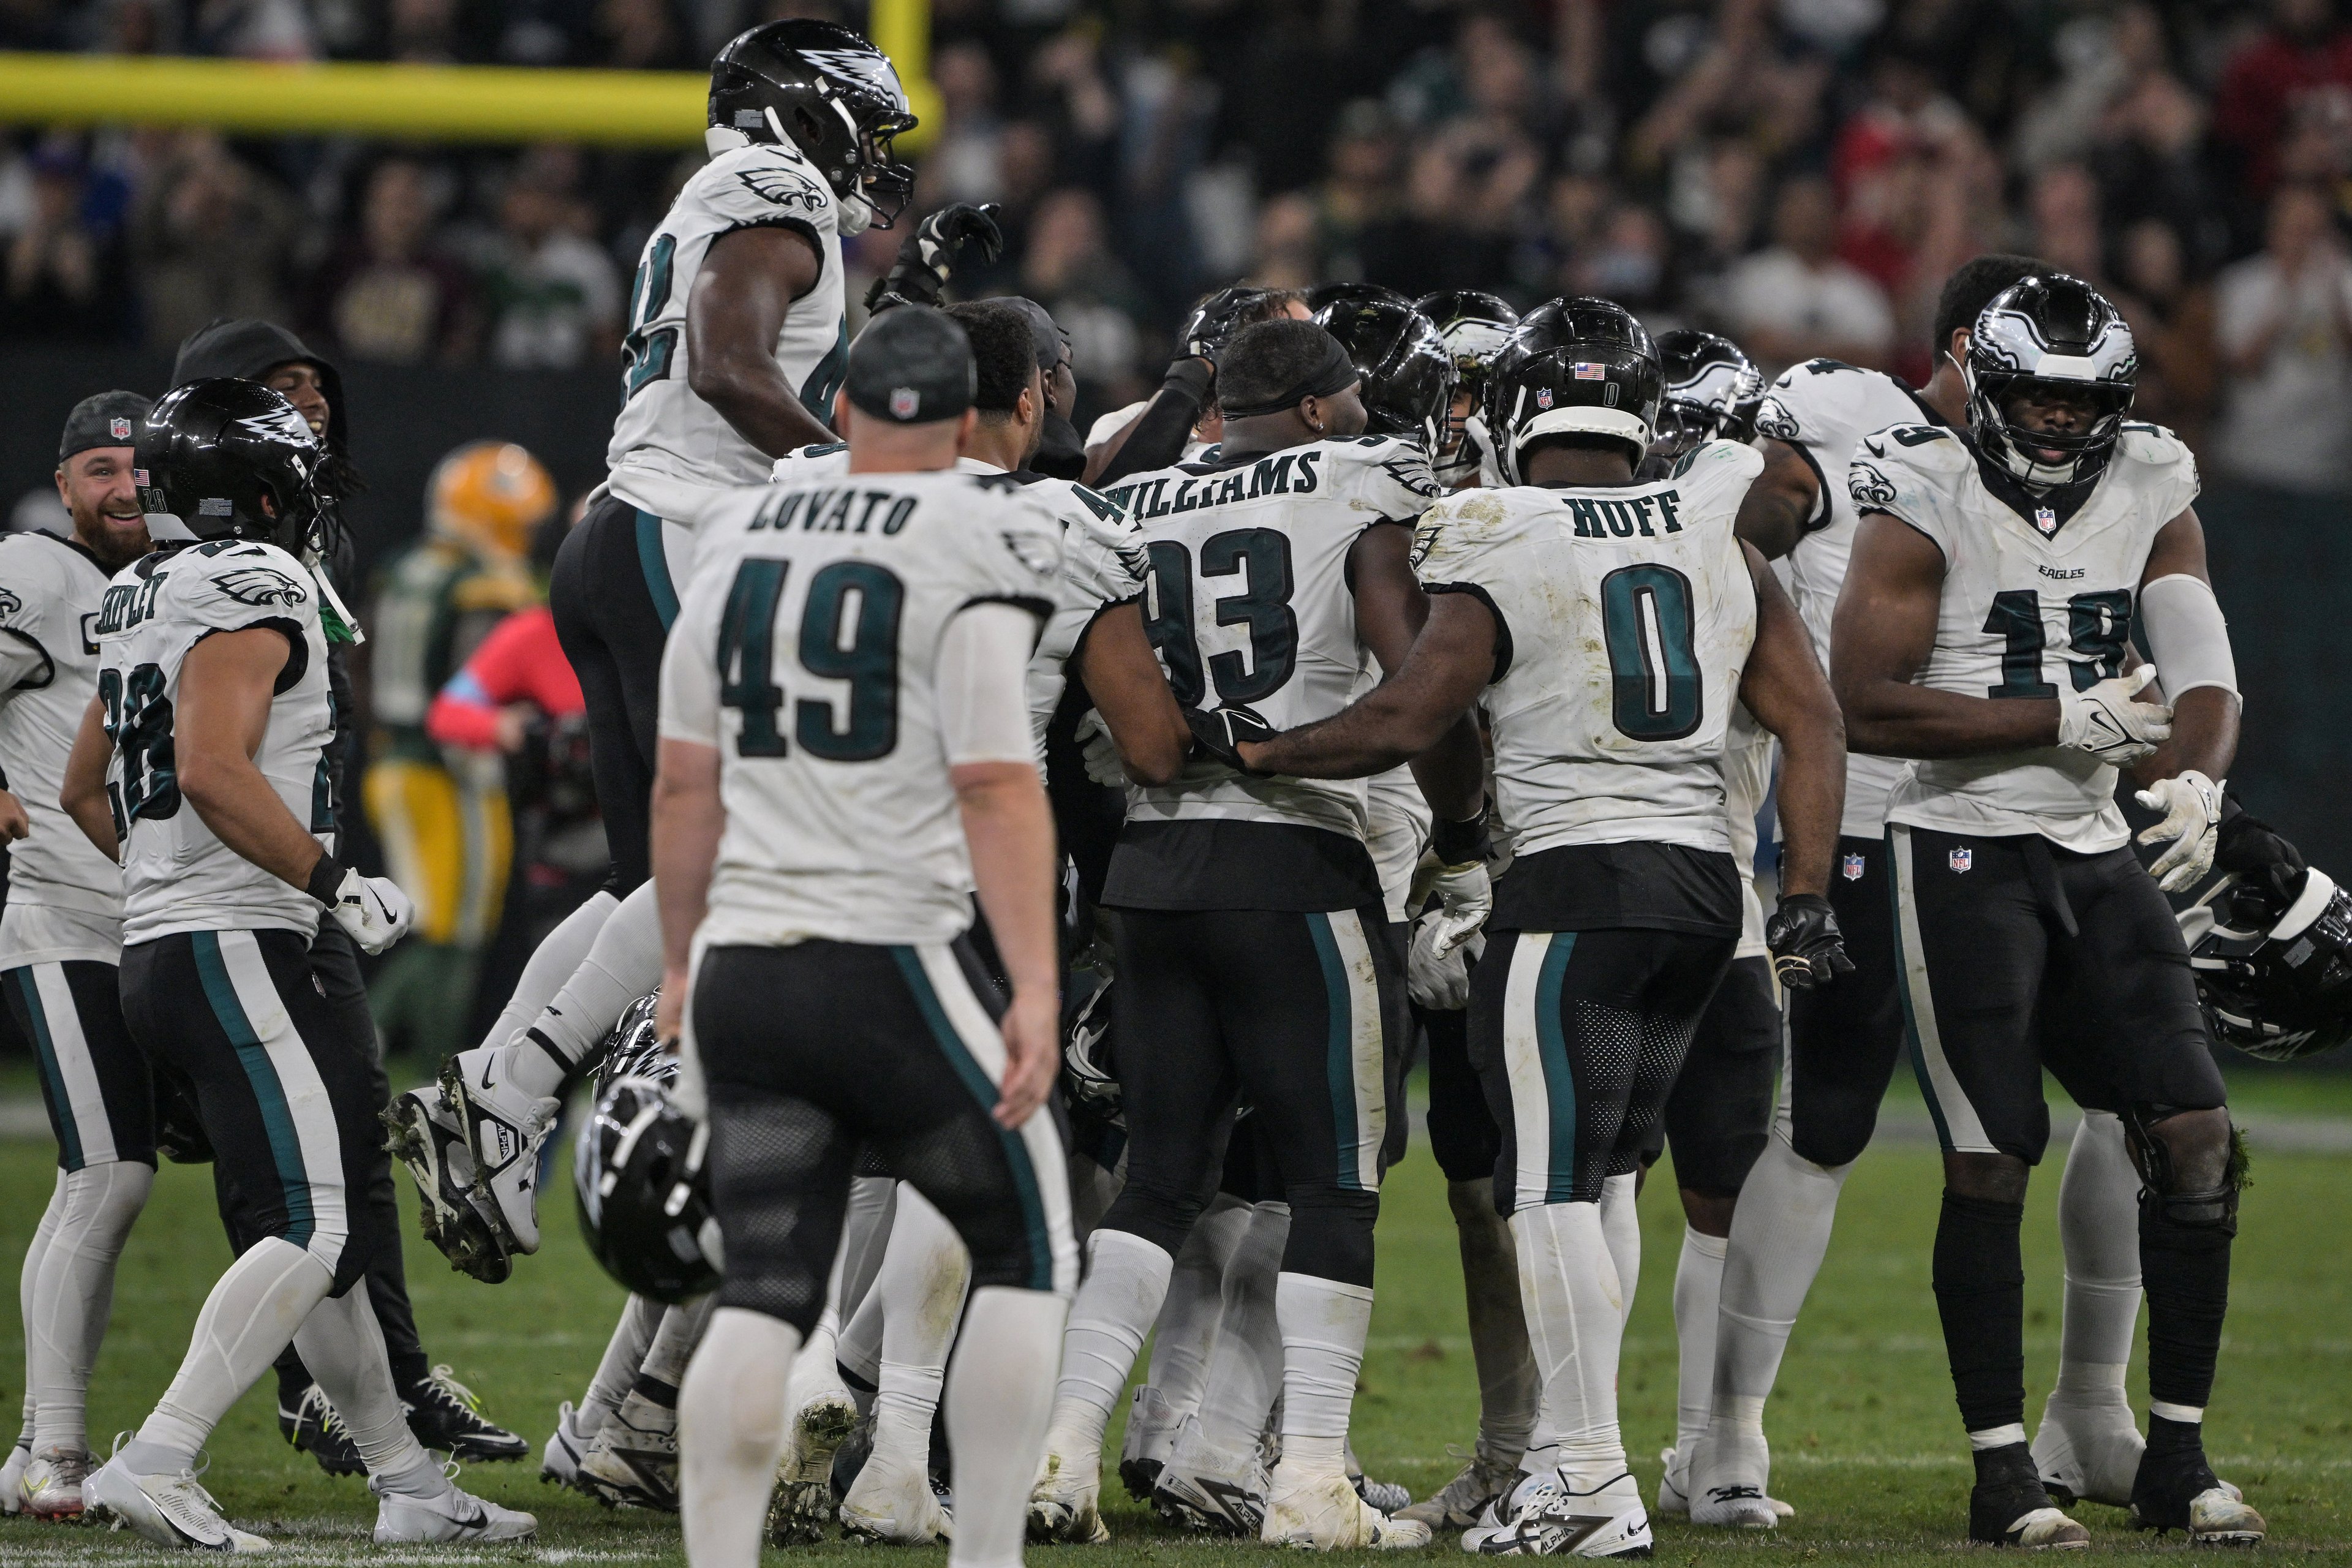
[{"left": 1218, "top": 334, "right": 1360, "bottom": 419}]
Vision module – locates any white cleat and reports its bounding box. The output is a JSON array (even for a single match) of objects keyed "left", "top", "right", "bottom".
[
  {"left": 1399, "top": 1443, "right": 1521, "bottom": 1531},
  {"left": 20, "top": 1446, "right": 93, "bottom": 1519},
  {"left": 371, "top": 1477, "right": 537, "bottom": 1543},
  {"left": 840, "top": 1452, "right": 952, "bottom": 1544},
  {"left": 1657, "top": 1445, "right": 1790, "bottom": 1520},
  {"left": 1686, "top": 1430, "right": 1779, "bottom": 1529},
  {"left": 539, "top": 1401, "right": 593, "bottom": 1491},
  {"left": 383, "top": 1084, "right": 512, "bottom": 1283},
  {"left": 87, "top": 1458, "right": 271, "bottom": 1551},
  {"left": 2, "top": 1436, "right": 31, "bottom": 1515},
  {"left": 439, "top": 1046, "right": 560, "bottom": 1257},
  {"left": 1461, "top": 1468, "right": 1650, "bottom": 1558},
  {"left": 1118, "top": 1384, "right": 1182, "bottom": 1501},
  {"left": 766, "top": 1390, "right": 858, "bottom": 1547},
  {"left": 1027, "top": 1446, "right": 1110, "bottom": 1544},
  {"left": 1261, "top": 1461, "right": 1431, "bottom": 1550},
  {"left": 2178, "top": 1487, "right": 2266, "bottom": 1547},
  {"left": 1152, "top": 1446, "right": 1270, "bottom": 1536},
  {"left": 577, "top": 1388, "right": 678, "bottom": 1511}
]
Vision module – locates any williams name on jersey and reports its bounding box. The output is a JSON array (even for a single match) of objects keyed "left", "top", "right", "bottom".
[{"left": 1853, "top": 420, "right": 2198, "bottom": 853}]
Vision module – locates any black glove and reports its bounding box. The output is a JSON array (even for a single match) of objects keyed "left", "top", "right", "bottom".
[
  {"left": 1176, "top": 284, "right": 1270, "bottom": 368},
  {"left": 863, "top": 202, "right": 1006, "bottom": 313},
  {"left": 1766, "top": 892, "right": 1854, "bottom": 991},
  {"left": 2216, "top": 810, "right": 2309, "bottom": 922},
  {"left": 1184, "top": 704, "right": 1276, "bottom": 775}
]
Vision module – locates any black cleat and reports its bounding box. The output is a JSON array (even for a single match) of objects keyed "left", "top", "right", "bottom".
[
  {"left": 1969, "top": 1442, "right": 2089, "bottom": 1549},
  {"left": 281, "top": 1384, "right": 366, "bottom": 1478},
  {"left": 404, "top": 1365, "right": 530, "bottom": 1461},
  {"left": 2131, "top": 1439, "right": 2265, "bottom": 1545}
]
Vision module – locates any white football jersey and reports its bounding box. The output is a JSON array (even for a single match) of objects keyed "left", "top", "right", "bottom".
[
  {"left": 662, "top": 470, "right": 1064, "bottom": 948},
  {"left": 96, "top": 541, "right": 336, "bottom": 944},
  {"left": 0, "top": 532, "right": 124, "bottom": 964},
  {"left": 1100, "top": 435, "right": 1444, "bottom": 842},
  {"left": 1854, "top": 422, "right": 2198, "bottom": 853},
  {"left": 1366, "top": 766, "right": 1433, "bottom": 923},
  {"left": 1411, "top": 439, "right": 1763, "bottom": 856},
  {"left": 1753, "top": 358, "right": 1947, "bottom": 837},
  {"left": 1721, "top": 702, "right": 1773, "bottom": 959},
  {"left": 606, "top": 140, "right": 849, "bottom": 522}
]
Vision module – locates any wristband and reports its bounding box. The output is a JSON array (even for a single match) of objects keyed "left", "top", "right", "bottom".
[
  {"left": 1431, "top": 810, "right": 1490, "bottom": 867},
  {"left": 306, "top": 853, "right": 348, "bottom": 908},
  {"left": 1162, "top": 357, "right": 1214, "bottom": 409}
]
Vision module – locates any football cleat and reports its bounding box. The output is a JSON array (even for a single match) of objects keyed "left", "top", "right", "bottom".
[
  {"left": 1027, "top": 1447, "right": 1110, "bottom": 1544},
  {"left": 281, "top": 1384, "right": 364, "bottom": 1478},
  {"left": 2032, "top": 1395, "right": 2145, "bottom": 1508},
  {"left": 1687, "top": 1428, "right": 1779, "bottom": 1528},
  {"left": 1355, "top": 1472, "right": 1414, "bottom": 1513},
  {"left": 1261, "top": 1462, "right": 1432, "bottom": 1550},
  {"left": 86, "top": 1456, "right": 270, "bottom": 1552},
  {"left": 766, "top": 1390, "right": 859, "bottom": 1547},
  {"left": 1656, "top": 1446, "right": 1792, "bottom": 1520},
  {"left": 2, "top": 1434, "right": 31, "bottom": 1514},
  {"left": 440, "top": 1046, "right": 561, "bottom": 1257},
  {"left": 1152, "top": 1449, "right": 1269, "bottom": 1536},
  {"left": 404, "top": 1365, "right": 528, "bottom": 1461},
  {"left": 19, "top": 1445, "right": 93, "bottom": 1519},
  {"left": 1397, "top": 1442, "right": 1520, "bottom": 1531},
  {"left": 369, "top": 1475, "right": 537, "bottom": 1543},
  {"left": 1117, "top": 1384, "right": 1180, "bottom": 1502},
  {"left": 2132, "top": 1449, "right": 2264, "bottom": 1545},
  {"left": 540, "top": 1401, "right": 594, "bottom": 1491},
  {"left": 1461, "top": 1467, "right": 1650, "bottom": 1558},
  {"left": 576, "top": 1388, "right": 679, "bottom": 1512},
  {"left": 839, "top": 1451, "right": 952, "bottom": 1544},
  {"left": 382, "top": 1083, "right": 512, "bottom": 1283},
  {"left": 1972, "top": 1444, "right": 2089, "bottom": 1549}
]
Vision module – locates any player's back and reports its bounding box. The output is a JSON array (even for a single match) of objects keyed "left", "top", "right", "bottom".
[
  {"left": 665, "top": 469, "right": 1063, "bottom": 948},
  {"left": 1411, "top": 439, "right": 1763, "bottom": 856},
  {"left": 96, "top": 540, "right": 334, "bottom": 943},
  {"left": 0, "top": 530, "right": 122, "bottom": 925}
]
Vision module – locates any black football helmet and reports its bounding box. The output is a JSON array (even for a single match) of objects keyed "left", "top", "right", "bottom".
[
  {"left": 574, "top": 993, "right": 722, "bottom": 1303},
  {"left": 1313, "top": 293, "right": 1453, "bottom": 453},
  {"left": 135, "top": 379, "right": 332, "bottom": 556},
  {"left": 1416, "top": 290, "right": 1519, "bottom": 481},
  {"left": 707, "top": 20, "right": 918, "bottom": 232},
  {"left": 1965, "top": 273, "right": 2137, "bottom": 489},
  {"left": 1303, "top": 281, "right": 1411, "bottom": 315},
  {"left": 1648, "top": 330, "right": 1764, "bottom": 470},
  {"left": 2182, "top": 869, "right": 2352, "bottom": 1063},
  {"left": 1482, "top": 296, "right": 1662, "bottom": 483}
]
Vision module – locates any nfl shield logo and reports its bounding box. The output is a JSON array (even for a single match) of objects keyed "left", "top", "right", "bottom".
[
  {"left": 1535, "top": 387, "right": 1553, "bottom": 409},
  {"left": 1949, "top": 846, "right": 1973, "bottom": 873},
  {"left": 1842, "top": 852, "right": 1865, "bottom": 881},
  {"left": 2034, "top": 506, "right": 2057, "bottom": 535},
  {"left": 1573, "top": 362, "right": 1605, "bottom": 380},
  {"left": 109, "top": 417, "right": 132, "bottom": 440},
  {"left": 889, "top": 386, "right": 921, "bottom": 420}
]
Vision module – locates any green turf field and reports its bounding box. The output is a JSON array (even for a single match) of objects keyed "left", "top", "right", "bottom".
[{"left": 0, "top": 1084, "right": 2347, "bottom": 1565}]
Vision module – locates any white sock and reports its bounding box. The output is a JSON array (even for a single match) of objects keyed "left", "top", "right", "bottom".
[
  {"left": 17, "top": 1172, "right": 65, "bottom": 1449},
  {"left": 2051, "top": 1110, "right": 2141, "bottom": 1407},
  {"left": 1146, "top": 1194, "right": 1251, "bottom": 1419},
  {"left": 786, "top": 1306, "right": 847, "bottom": 1415},
  {"left": 870, "top": 1187, "right": 970, "bottom": 1471},
  {"left": 679, "top": 1308, "right": 799, "bottom": 1568},
  {"left": 639, "top": 1295, "right": 717, "bottom": 1394},
  {"left": 29, "top": 1159, "right": 149, "bottom": 1454},
  {"left": 500, "top": 881, "right": 662, "bottom": 1097},
  {"left": 1598, "top": 1174, "right": 1641, "bottom": 1329},
  {"left": 1274, "top": 1271, "right": 1373, "bottom": 1474},
  {"left": 480, "top": 888, "right": 616, "bottom": 1054},
  {"left": 293, "top": 1286, "right": 445, "bottom": 1498},
  {"left": 1044, "top": 1229, "right": 1174, "bottom": 1457},
  {"left": 1513, "top": 1201, "right": 1626, "bottom": 1485},
  {"left": 838, "top": 1272, "right": 884, "bottom": 1391},
  {"left": 1448, "top": 1179, "right": 1537, "bottom": 1463},
  {"left": 947, "top": 1288, "right": 1068, "bottom": 1568},
  {"left": 832, "top": 1176, "right": 900, "bottom": 1327},
  {"left": 1174, "top": 1201, "right": 1288, "bottom": 1468},
  {"left": 1671, "top": 1227, "right": 1728, "bottom": 1464},
  {"left": 126, "top": 1237, "right": 331, "bottom": 1472},
  {"left": 583, "top": 1294, "right": 665, "bottom": 1427},
  {"left": 1708, "top": 1137, "right": 1850, "bottom": 1469}
]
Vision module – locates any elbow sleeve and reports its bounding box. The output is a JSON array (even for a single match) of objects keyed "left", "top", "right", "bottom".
[
  {"left": 2140, "top": 573, "right": 2238, "bottom": 701},
  {"left": 938, "top": 603, "right": 1043, "bottom": 766}
]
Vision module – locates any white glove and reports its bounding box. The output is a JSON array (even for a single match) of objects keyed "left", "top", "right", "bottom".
[
  {"left": 668, "top": 1031, "right": 709, "bottom": 1125},
  {"left": 2135, "top": 769, "right": 2223, "bottom": 892},
  {"left": 1420, "top": 858, "right": 1492, "bottom": 965},
  {"left": 1074, "top": 710, "right": 1125, "bottom": 787},
  {"left": 2056, "top": 665, "right": 2172, "bottom": 765},
  {"left": 327, "top": 869, "right": 413, "bottom": 955},
  {"left": 1408, "top": 917, "right": 1485, "bottom": 1010}
]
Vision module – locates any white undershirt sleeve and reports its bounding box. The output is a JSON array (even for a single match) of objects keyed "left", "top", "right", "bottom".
[
  {"left": 2139, "top": 573, "right": 2239, "bottom": 701},
  {"left": 938, "top": 601, "right": 1044, "bottom": 766}
]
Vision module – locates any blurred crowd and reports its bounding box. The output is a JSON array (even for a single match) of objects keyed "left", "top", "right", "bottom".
[{"left": 9, "top": 0, "right": 2352, "bottom": 488}]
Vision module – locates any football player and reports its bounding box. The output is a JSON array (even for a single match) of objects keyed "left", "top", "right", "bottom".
[
  {"left": 1028, "top": 317, "right": 1477, "bottom": 1551},
  {"left": 0, "top": 393, "right": 157, "bottom": 1519},
  {"left": 650, "top": 306, "right": 1077, "bottom": 1568},
  {"left": 1414, "top": 290, "right": 1520, "bottom": 489},
  {"left": 1833, "top": 274, "right": 2261, "bottom": 1547},
  {"left": 1226, "top": 298, "right": 1851, "bottom": 1558},
  {"left": 392, "top": 20, "right": 922, "bottom": 1278},
  {"left": 61, "top": 381, "right": 530, "bottom": 1550},
  {"left": 1084, "top": 285, "right": 1313, "bottom": 484},
  {"left": 1687, "top": 255, "right": 2196, "bottom": 1526}
]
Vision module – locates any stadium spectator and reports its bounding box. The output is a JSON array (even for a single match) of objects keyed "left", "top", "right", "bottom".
[
  {"left": 480, "top": 147, "right": 622, "bottom": 370},
  {"left": 1722, "top": 173, "right": 1894, "bottom": 372},
  {"left": 1021, "top": 186, "right": 1147, "bottom": 412},
  {"left": 2214, "top": 0, "right": 2352, "bottom": 204},
  {"left": 2214, "top": 180, "right": 2352, "bottom": 492},
  {"left": 2110, "top": 215, "right": 2218, "bottom": 450},
  {"left": 2027, "top": 162, "right": 2108, "bottom": 284},
  {"left": 306, "top": 156, "right": 478, "bottom": 365},
  {"left": 0, "top": 142, "right": 128, "bottom": 344},
  {"left": 127, "top": 133, "right": 300, "bottom": 350}
]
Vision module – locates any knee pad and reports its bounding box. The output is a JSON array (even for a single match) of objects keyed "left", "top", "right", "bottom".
[
  {"left": 2124, "top": 1105, "right": 2245, "bottom": 1238},
  {"left": 2139, "top": 1183, "right": 2238, "bottom": 1237}
]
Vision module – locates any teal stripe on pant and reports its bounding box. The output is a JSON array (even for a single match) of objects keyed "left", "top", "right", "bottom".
[
  {"left": 10, "top": 967, "right": 82, "bottom": 1170},
  {"left": 191, "top": 932, "right": 315, "bottom": 1250},
  {"left": 890, "top": 947, "right": 1053, "bottom": 1292},
  {"left": 634, "top": 507, "right": 680, "bottom": 630},
  {"left": 1534, "top": 932, "right": 1578, "bottom": 1205},
  {"left": 1304, "top": 911, "right": 1366, "bottom": 1193}
]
